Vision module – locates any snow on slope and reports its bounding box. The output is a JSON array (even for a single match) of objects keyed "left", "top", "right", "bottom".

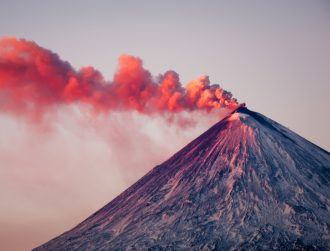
[{"left": 34, "top": 107, "right": 330, "bottom": 250}]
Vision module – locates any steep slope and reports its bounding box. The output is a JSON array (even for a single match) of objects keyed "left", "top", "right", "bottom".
[{"left": 35, "top": 107, "right": 330, "bottom": 250}]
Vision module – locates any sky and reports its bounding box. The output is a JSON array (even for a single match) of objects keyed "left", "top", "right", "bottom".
[{"left": 0, "top": 1, "right": 329, "bottom": 250}]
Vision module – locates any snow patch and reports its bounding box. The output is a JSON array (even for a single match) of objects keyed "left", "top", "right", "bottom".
[{"left": 228, "top": 112, "right": 249, "bottom": 121}]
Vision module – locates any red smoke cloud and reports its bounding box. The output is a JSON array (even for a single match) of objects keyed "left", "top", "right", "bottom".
[{"left": 0, "top": 37, "right": 238, "bottom": 120}]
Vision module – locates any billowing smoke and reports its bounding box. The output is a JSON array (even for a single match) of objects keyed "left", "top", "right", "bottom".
[
  {"left": 0, "top": 37, "right": 238, "bottom": 122},
  {"left": 0, "top": 37, "right": 240, "bottom": 250}
]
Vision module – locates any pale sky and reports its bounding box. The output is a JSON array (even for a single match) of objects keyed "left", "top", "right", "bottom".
[
  {"left": 1, "top": 0, "right": 329, "bottom": 148},
  {"left": 0, "top": 1, "right": 329, "bottom": 250}
]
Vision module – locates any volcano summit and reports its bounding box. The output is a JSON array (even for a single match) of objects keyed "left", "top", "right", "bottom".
[{"left": 35, "top": 107, "right": 330, "bottom": 250}]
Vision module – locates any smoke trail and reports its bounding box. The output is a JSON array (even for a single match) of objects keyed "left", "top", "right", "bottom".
[
  {"left": 0, "top": 37, "right": 239, "bottom": 250},
  {"left": 0, "top": 37, "right": 238, "bottom": 122}
]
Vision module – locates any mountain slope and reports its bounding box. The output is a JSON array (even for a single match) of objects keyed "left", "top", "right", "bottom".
[{"left": 34, "top": 107, "right": 330, "bottom": 250}]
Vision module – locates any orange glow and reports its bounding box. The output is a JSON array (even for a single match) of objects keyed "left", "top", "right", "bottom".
[{"left": 0, "top": 37, "right": 238, "bottom": 121}]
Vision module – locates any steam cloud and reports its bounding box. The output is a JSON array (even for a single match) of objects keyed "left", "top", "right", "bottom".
[
  {"left": 0, "top": 37, "right": 238, "bottom": 121},
  {"left": 0, "top": 37, "right": 239, "bottom": 250}
]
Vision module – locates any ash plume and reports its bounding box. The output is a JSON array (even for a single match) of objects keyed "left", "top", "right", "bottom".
[{"left": 0, "top": 37, "right": 238, "bottom": 122}]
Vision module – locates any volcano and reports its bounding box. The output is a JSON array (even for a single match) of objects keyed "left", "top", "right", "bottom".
[{"left": 34, "top": 106, "right": 330, "bottom": 250}]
